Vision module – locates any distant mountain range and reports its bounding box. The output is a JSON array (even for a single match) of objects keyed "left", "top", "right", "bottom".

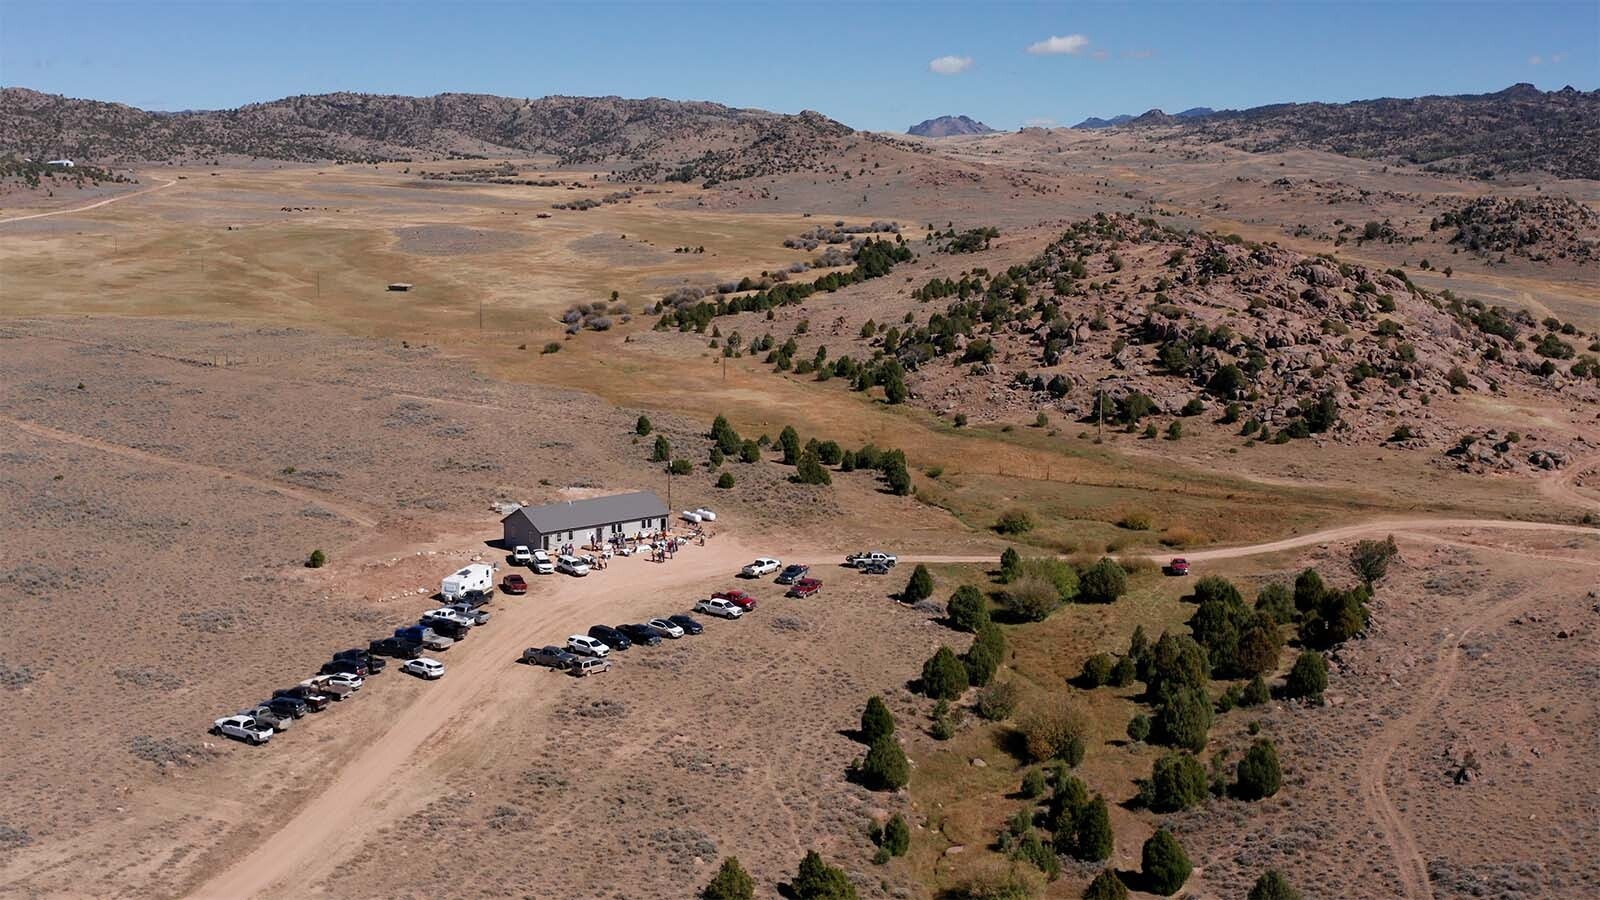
[
  {"left": 907, "top": 115, "right": 996, "bottom": 137},
  {"left": 1073, "top": 108, "right": 1212, "bottom": 129},
  {"left": 0, "top": 88, "right": 858, "bottom": 183}
]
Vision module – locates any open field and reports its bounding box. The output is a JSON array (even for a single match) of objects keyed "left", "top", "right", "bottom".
[{"left": 1, "top": 120, "right": 1596, "bottom": 900}]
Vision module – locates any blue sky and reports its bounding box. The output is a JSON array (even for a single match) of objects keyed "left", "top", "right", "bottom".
[{"left": 2, "top": 1, "right": 1595, "bottom": 130}]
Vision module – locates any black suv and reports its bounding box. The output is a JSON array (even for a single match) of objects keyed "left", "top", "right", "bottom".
[
  {"left": 334, "top": 648, "right": 385, "bottom": 673},
  {"left": 588, "top": 624, "right": 632, "bottom": 651},
  {"left": 618, "top": 623, "right": 663, "bottom": 647},
  {"left": 667, "top": 614, "right": 704, "bottom": 635},
  {"left": 369, "top": 637, "right": 423, "bottom": 659},
  {"left": 263, "top": 696, "right": 308, "bottom": 719},
  {"left": 273, "top": 686, "right": 329, "bottom": 711}
]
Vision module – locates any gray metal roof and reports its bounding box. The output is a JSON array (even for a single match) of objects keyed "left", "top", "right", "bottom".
[{"left": 502, "top": 491, "right": 668, "bottom": 534}]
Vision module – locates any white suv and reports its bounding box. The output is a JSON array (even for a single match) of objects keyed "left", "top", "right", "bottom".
[
  {"left": 556, "top": 555, "right": 591, "bottom": 576},
  {"left": 212, "top": 715, "right": 273, "bottom": 745},
  {"left": 401, "top": 658, "right": 445, "bottom": 680},
  {"left": 695, "top": 597, "right": 745, "bottom": 619},
  {"left": 647, "top": 617, "right": 684, "bottom": 638},
  {"left": 567, "top": 634, "right": 611, "bottom": 656},
  {"left": 530, "top": 549, "right": 556, "bottom": 575},
  {"left": 511, "top": 545, "right": 532, "bottom": 565}
]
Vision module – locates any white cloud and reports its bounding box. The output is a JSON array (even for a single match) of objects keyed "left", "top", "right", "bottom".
[
  {"left": 1027, "top": 34, "right": 1091, "bottom": 56},
  {"left": 1023, "top": 117, "right": 1058, "bottom": 128},
  {"left": 1123, "top": 48, "right": 1155, "bottom": 60},
  {"left": 928, "top": 55, "right": 973, "bottom": 75},
  {"left": 1551, "top": 51, "right": 1567, "bottom": 63},
  {"left": 1090, "top": 49, "right": 1110, "bottom": 61},
  {"left": 1529, "top": 54, "right": 1543, "bottom": 65}
]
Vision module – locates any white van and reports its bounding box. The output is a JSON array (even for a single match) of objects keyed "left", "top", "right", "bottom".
[{"left": 440, "top": 563, "right": 495, "bottom": 601}]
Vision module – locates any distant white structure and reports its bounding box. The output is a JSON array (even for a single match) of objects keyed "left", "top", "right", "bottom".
[{"left": 45, "top": 159, "right": 74, "bottom": 168}]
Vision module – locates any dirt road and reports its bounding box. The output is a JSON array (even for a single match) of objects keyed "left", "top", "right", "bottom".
[
  {"left": 187, "top": 537, "right": 756, "bottom": 898},
  {"left": 0, "top": 176, "right": 176, "bottom": 225}
]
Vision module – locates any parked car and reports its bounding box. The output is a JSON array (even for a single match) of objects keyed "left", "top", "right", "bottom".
[
  {"left": 775, "top": 563, "right": 810, "bottom": 585},
  {"left": 667, "top": 614, "right": 704, "bottom": 635},
  {"left": 861, "top": 560, "right": 893, "bottom": 576},
  {"left": 240, "top": 704, "right": 291, "bottom": 732},
  {"left": 447, "top": 602, "right": 492, "bottom": 626},
  {"left": 511, "top": 545, "right": 532, "bottom": 566},
  {"left": 322, "top": 672, "right": 364, "bottom": 691},
  {"left": 422, "top": 618, "right": 469, "bottom": 642},
  {"left": 502, "top": 573, "right": 529, "bottom": 595},
  {"left": 212, "top": 715, "right": 273, "bottom": 745},
  {"left": 557, "top": 554, "right": 591, "bottom": 576},
  {"left": 618, "top": 623, "right": 662, "bottom": 647},
  {"left": 847, "top": 551, "right": 897, "bottom": 569},
  {"left": 787, "top": 577, "right": 822, "bottom": 598},
  {"left": 695, "top": 597, "right": 745, "bottom": 619},
  {"left": 523, "top": 646, "right": 580, "bottom": 670},
  {"left": 647, "top": 617, "right": 685, "bottom": 638},
  {"left": 588, "top": 624, "right": 631, "bottom": 651},
  {"left": 530, "top": 549, "right": 556, "bottom": 575},
  {"left": 573, "top": 656, "right": 611, "bottom": 677},
  {"left": 262, "top": 695, "right": 308, "bottom": 719},
  {"left": 423, "top": 608, "right": 477, "bottom": 629},
  {"left": 395, "top": 625, "right": 455, "bottom": 652},
  {"left": 567, "top": 634, "right": 611, "bottom": 657},
  {"left": 1167, "top": 558, "right": 1191, "bottom": 576},
  {"left": 370, "top": 637, "right": 424, "bottom": 660},
  {"left": 712, "top": 589, "right": 757, "bottom": 610},
  {"left": 401, "top": 658, "right": 445, "bottom": 680},
  {"left": 740, "top": 557, "right": 781, "bottom": 578},
  {"left": 273, "top": 686, "right": 330, "bottom": 711},
  {"left": 334, "top": 648, "right": 385, "bottom": 673},
  {"left": 457, "top": 589, "right": 493, "bottom": 608},
  {"left": 326, "top": 650, "right": 372, "bottom": 672},
  {"left": 302, "top": 676, "right": 353, "bottom": 699}
]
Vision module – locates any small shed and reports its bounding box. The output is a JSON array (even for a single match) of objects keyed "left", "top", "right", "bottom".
[{"left": 501, "top": 491, "right": 670, "bottom": 550}]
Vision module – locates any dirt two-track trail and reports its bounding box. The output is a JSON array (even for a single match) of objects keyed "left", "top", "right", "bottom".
[
  {"left": 179, "top": 508, "right": 1600, "bottom": 898},
  {"left": 0, "top": 176, "right": 177, "bottom": 225}
]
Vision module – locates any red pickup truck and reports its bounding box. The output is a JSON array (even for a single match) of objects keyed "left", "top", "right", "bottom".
[
  {"left": 786, "top": 577, "right": 822, "bottom": 598},
  {"left": 711, "top": 589, "right": 757, "bottom": 610},
  {"left": 1167, "top": 558, "right": 1190, "bottom": 576}
]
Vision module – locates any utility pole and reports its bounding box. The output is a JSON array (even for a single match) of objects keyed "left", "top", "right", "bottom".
[
  {"left": 478, "top": 298, "right": 483, "bottom": 333},
  {"left": 1097, "top": 384, "right": 1104, "bottom": 442},
  {"left": 666, "top": 464, "right": 673, "bottom": 514}
]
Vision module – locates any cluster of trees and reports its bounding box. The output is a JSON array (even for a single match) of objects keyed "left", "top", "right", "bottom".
[
  {"left": 700, "top": 415, "right": 912, "bottom": 495},
  {"left": 998, "top": 551, "right": 1081, "bottom": 622},
  {"left": 931, "top": 226, "right": 1000, "bottom": 254},
  {"left": 701, "top": 850, "right": 858, "bottom": 900},
  {"left": 856, "top": 696, "right": 909, "bottom": 791},
  {"left": 657, "top": 238, "right": 912, "bottom": 332}
]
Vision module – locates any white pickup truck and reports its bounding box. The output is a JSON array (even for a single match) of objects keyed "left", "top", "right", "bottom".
[{"left": 846, "top": 551, "right": 898, "bottom": 569}]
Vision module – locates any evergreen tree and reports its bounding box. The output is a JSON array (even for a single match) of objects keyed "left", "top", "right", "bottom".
[
  {"left": 794, "top": 449, "right": 832, "bottom": 485},
  {"left": 1247, "top": 870, "right": 1303, "bottom": 900},
  {"left": 881, "top": 813, "right": 911, "bottom": 857},
  {"left": 739, "top": 439, "right": 761, "bottom": 463},
  {"left": 947, "top": 584, "right": 990, "bottom": 632},
  {"left": 1140, "top": 829, "right": 1192, "bottom": 896},
  {"left": 861, "top": 736, "right": 909, "bottom": 790},
  {"left": 1153, "top": 685, "right": 1212, "bottom": 753},
  {"left": 702, "top": 857, "right": 755, "bottom": 900},
  {"left": 999, "top": 547, "right": 1022, "bottom": 582},
  {"left": 1235, "top": 739, "right": 1283, "bottom": 800},
  {"left": 651, "top": 434, "right": 671, "bottom": 462},
  {"left": 860, "top": 696, "right": 894, "bottom": 744},
  {"left": 635, "top": 414, "right": 653, "bottom": 436},
  {"left": 903, "top": 564, "right": 934, "bottom": 602},
  {"left": 1241, "top": 674, "right": 1271, "bottom": 707},
  {"left": 779, "top": 426, "right": 802, "bottom": 465},
  {"left": 1284, "top": 650, "right": 1328, "bottom": 700},
  {"left": 1079, "top": 558, "right": 1128, "bottom": 603},
  {"left": 1082, "top": 870, "right": 1128, "bottom": 900},
  {"left": 1141, "top": 752, "right": 1208, "bottom": 812},
  {"left": 883, "top": 455, "right": 912, "bottom": 495},
  {"left": 921, "top": 646, "right": 969, "bottom": 699},
  {"left": 1071, "top": 795, "right": 1114, "bottom": 862},
  {"left": 964, "top": 623, "right": 1006, "bottom": 686},
  {"left": 793, "top": 851, "right": 858, "bottom": 900}
]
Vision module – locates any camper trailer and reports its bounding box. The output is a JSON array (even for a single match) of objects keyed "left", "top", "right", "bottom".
[{"left": 440, "top": 563, "right": 495, "bottom": 601}]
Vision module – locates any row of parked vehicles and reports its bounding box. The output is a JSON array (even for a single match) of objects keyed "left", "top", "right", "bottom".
[{"left": 210, "top": 582, "right": 506, "bottom": 745}]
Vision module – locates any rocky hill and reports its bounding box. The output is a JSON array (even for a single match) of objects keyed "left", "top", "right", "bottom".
[
  {"left": 907, "top": 115, "right": 996, "bottom": 137},
  {"left": 1171, "top": 84, "right": 1600, "bottom": 180},
  {"left": 0, "top": 88, "right": 856, "bottom": 181}
]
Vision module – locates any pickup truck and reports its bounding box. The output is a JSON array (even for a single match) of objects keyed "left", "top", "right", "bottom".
[
  {"left": 395, "top": 625, "right": 455, "bottom": 652},
  {"left": 846, "top": 551, "right": 897, "bottom": 569},
  {"left": 523, "top": 645, "right": 580, "bottom": 670},
  {"left": 262, "top": 696, "right": 308, "bottom": 719},
  {"left": 786, "top": 577, "right": 822, "bottom": 598},
  {"left": 370, "top": 637, "right": 424, "bottom": 659},
  {"left": 447, "top": 602, "right": 491, "bottom": 626},
  {"left": 212, "top": 715, "right": 273, "bottom": 745},
  {"left": 272, "top": 685, "right": 330, "bottom": 712},
  {"left": 301, "top": 675, "right": 353, "bottom": 700},
  {"left": 333, "top": 648, "right": 385, "bottom": 673},
  {"left": 240, "top": 704, "right": 291, "bottom": 732},
  {"left": 423, "top": 608, "right": 477, "bottom": 629}
]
